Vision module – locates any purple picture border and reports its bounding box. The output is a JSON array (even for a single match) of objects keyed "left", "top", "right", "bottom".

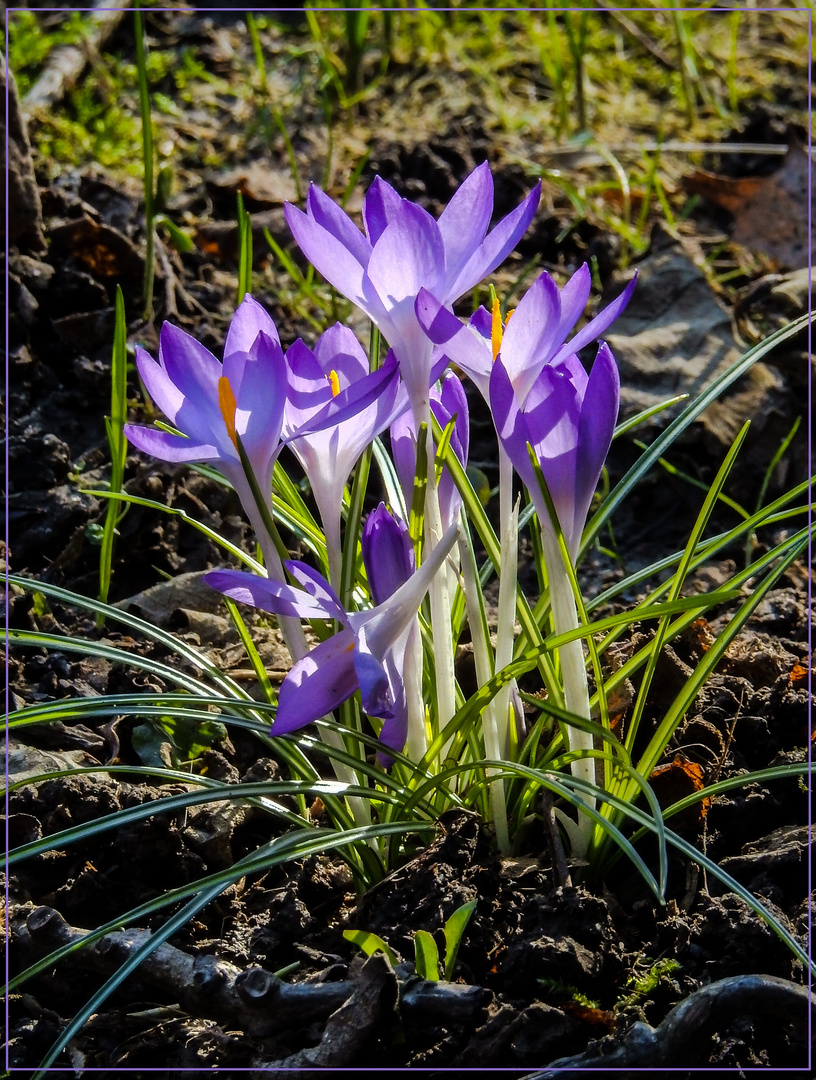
[{"left": 4, "top": 3, "right": 813, "bottom": 1074}]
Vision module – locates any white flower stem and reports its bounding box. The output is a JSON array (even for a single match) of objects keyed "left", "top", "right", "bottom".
[
  {"left": 540, "top": 526, "right": 595, "bottom": 857},
  {"left": 494, "top": 451, "right": 519, "bottom": 758},
  {"left": 324, "top": 508, "right": 343, "bottom": 597},
  {"left": 423, "top": 420, "right": 457, "bottom": 757},
  {"left": 403, "top": 624, "right": 428, "bottom": 764},
  {"left": 457, "top": 530, "right": 509, "bottom": 853}
]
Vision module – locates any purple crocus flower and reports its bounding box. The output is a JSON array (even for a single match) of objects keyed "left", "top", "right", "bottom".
[
  {"left": 390, "top": 369, "right": 470, "bottom": 531},
  {"left": 283, "top": 324, "right": 402, "bottom": 585},
  {"left": 416, "top": 263, "right": 636, "bottom": 406},
  {"left": 204, "top": 516, "right": 458, "bottom": 763},
  {"left": 284, "top": 163, "right": 541, "bottom": 421},
  {"left": 124, "top": 294, "right": 287, "bottom": 503},
  {"left": 490, "top": 343, "right": 620, "bottom": 561}
]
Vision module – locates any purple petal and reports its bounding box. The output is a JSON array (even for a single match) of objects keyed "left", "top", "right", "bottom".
[
  {"left": 572, "top": 342, "right": 619, "bottom": 557},
  {"left": 284, "top": 202, "right": 371, "bottom": 313},
  {"left": 366, "top": 202, "right": 446, "bottom": 310},
  {"left": 415, "top": 289, "right": 492, "bottom": 401},
  {"left": 225, "top": 294, "right": 280, "bottom": 359},
  {"left": 488, "top": 357, "right": 537, "bottom": 498},
  {"left": 433, "top": 371, "right": 469, "bottom": 526},
  {"left": 376, "top": 700, "right": 407, "bottom": 767},
  {"left": 429, "top": 348, "right": 451, "bottom": 386},
  {"left": 415, "top": 287, "right": 463, "bottom": 346},
  {"left": 284, "top": 339, "right": 328, "bottom": 430},
  {"left": 501, "top": 272, "right": 562, "bottom": 403},
  {"left": 470, "top": 306, "right": 492, "bottom": 338},
  {"left": 135, "top": 347, "right": 185, "bottom": 426},
  {"left": 283, "top": 353, "right": 400, "bottom": 442},
  {"left": 556, "top": 352, "right": 589, "bottom": 397},
  {"left": 159, "top": 322, "right": 221, "bottom": 408},
  {"left": 435, "top": 369, "right": 469, "bottom": 464},
  {"left": 447, "top": 180, "right": 541, "bottom": 299},
  {"left": 438, "top": 162, "right": 494, "bottom": 292},
  {"left": 524, "top": 366, "right": 582, "bottom": 550},
  {"left": 284, "top": 560, "right": 348, "bottom": 623},
  {"left": 555, "top": 263, "right": 592, "bottom": 342},
  {"left": 362, "top": 176, "right": 404, "bottom": 245},
  {"left": 124, "top": 425, "right": 221, "bottom": 464},
  {"left": 354, "top": 648, "right": 393, "bottom": 718},
  {"left": 273, "top": 629, "right": 358, "bottom": 734},
  {"left": 231, "top": 331, "right": 287, "bottom": 479},
  {"left": 551, "top": 272, "right": 638, "bottom": 366},
  {"left": 204, "top": 568, "right": 333, "bottom": 621},
  {"left": 313, "top": 322, "right": 369, "bottom": 385},
  {"left": 306, "top": 183, "right": 372, "bottom": 267},
  {"left": 362, "top": 504, "right": 414, "bottom": 606}
]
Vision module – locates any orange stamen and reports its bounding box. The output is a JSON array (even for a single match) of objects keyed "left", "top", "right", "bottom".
[
  {"left": 328, "top": 369, "right": 341, "bottom": 397},
  {"left": 218, "top": 376, "right": 239, "bottom": 449},
  {"left": 491, "top": 297, "right": 502, "bottom": 362}
]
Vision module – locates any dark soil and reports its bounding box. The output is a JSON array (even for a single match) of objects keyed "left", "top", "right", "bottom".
[{"left": 5, "top": 7, "right": 813, "bottom": 1077}]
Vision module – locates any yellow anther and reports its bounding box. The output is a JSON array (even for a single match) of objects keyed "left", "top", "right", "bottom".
[
  {"left": 218, "top": 376, "right": 239, "bottom": 449},
  {"left": 505, "top": 307, "right": 515, "bottom": 326},
  {"left": 327, "top": 369, "right": 341, "bottom": 397},
  {"left": 491, "top": 297, "right": 502, "bottom": 362}
]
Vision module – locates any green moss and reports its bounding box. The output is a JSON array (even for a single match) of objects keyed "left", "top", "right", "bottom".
[{"left": 7, "top": 10, "right": 88, "bottom": 97}]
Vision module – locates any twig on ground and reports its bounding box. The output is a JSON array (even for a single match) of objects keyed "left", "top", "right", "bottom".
[
  {"left": 23, "top": 906, "right": 491, "bottom": 1042},
  {"left": 519, "top": 974, "right": 813, "bottom": 1076}
]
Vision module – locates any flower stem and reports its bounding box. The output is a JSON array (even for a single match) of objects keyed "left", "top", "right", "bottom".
[
  {"left": 403, "top": 625, "right": 427, "bottom": 764},
  {"left": 423, "top": 420, "right": 456, "bottom": 753},
  {"left": 494, "top": 451, "right": 519, "bottom": 756},
  {"left": 540, "top": 526, "right": 595, "bottom": 856},
  {"left": 458, "top": 529, "right": 509, "bottom": 853}
]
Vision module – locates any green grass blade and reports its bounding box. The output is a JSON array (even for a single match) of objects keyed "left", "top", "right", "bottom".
[
  {"left": 134, "top": 6, "right": 155, "bottom": 321},
  {"left": 443, "top": 899, "right": 477, "bottom": 980},
  {"left": 236, "top": 191, "right": 252, "bottom": 303},
  {"left": 96, "top": 286, "right": 128, "bottom": 625},
  {"left": 414, "top": 930, "right": 440, "bottom": 981},
  {"left": 343, "top": 929, "right": 399, "bottom": 966}
]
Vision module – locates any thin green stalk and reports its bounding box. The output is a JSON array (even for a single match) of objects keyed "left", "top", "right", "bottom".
[
  {"left": 96, "top": 286, "right": 128, "bottom": 626},
  {"left": 134, "top": 6, "right": 155, "bottom": 322},
  {"left": 563, "top": 8, "right": 588, "bottom": 132},
  {"left": 236, "top": 192, "right": 252, "bottom": 304},
  {"left": 673, "top": 8, "right": 697, "bottom": 127}
]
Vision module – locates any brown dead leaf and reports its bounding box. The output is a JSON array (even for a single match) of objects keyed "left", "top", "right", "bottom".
[
  {"left": 651, "top": 753, "right": 711, "bottom": 823},
  {"left": 684, "top": 145, "right": 812, "bottom": 270},
  {"left": 788, "top": 661, "right": 811, "bottom": 686}
]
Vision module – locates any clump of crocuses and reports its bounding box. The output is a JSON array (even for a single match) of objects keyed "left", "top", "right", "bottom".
[{"left": 126, "top": 163, "right": 634, "bottom": 857}]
